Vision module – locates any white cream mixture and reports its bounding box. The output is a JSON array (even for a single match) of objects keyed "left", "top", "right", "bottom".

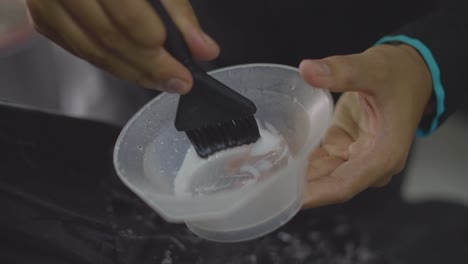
[{"left": 174, "top": 121, "right": 291, "bottom": 197}]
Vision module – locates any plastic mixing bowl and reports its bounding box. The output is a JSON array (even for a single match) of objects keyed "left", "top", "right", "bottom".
[{"left": 113, "top": 63, "right": 334, "bottom": 242}]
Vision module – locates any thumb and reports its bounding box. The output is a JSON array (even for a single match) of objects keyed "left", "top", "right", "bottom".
[{"left": 299, "top": 51, "right": 386, "bottom": 93}]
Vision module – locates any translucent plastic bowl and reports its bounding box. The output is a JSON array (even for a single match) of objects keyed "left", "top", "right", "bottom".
[{"left": 114, "top": 64, "right": 333, "bottom": 242}]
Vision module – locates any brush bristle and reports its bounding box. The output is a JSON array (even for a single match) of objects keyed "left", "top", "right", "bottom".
[{"left": 186, "top": 116, "right": 260, "bottom": 158}]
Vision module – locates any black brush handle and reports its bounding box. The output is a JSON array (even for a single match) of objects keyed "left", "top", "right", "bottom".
[
  {"left": 147, "top": 0, "right": 257, "bottom": 135},
  {"left": 147, "top": 0, "right": 195, "bottom": 68}
]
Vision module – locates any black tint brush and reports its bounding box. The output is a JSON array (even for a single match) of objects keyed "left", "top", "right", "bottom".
[{"left": 148, "top": 0, "right": 260, "bottom": 158}]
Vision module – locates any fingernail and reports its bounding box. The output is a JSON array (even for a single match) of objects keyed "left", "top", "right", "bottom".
[
  {"left": 160, "top": 78, "right": 190, "bottom": 94},
  {"left": 309, "top": 60, "right": 331, "bottom": 76}
]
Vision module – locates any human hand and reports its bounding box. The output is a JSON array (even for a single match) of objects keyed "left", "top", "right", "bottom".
[
  {"left": 25, "top": 0, "right": 220, "bottom": 94},
  {"left": 299, "top": 44, "right": 433, "bottom": 208}
]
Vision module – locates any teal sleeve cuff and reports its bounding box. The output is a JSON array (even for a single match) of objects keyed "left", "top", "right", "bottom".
[{"left": 375, "top": 35, "right": 445, "bottom": 137}]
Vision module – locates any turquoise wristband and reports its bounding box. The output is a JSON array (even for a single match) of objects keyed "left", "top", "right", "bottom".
[{"left": 375, "top": 35, "right": 445, "bottom": 137}]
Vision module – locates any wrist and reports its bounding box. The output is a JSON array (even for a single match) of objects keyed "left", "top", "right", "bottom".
[
  {"left": 398, "top": 44, "right": 435, "bottom": 118},
  {"left": 375, "top": 35, "right": 445, "bottom": 136}
]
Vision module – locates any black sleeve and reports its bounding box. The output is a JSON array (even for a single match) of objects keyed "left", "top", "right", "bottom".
[{"left": 378, "top": 1, "right": 468, "bottom": 135}]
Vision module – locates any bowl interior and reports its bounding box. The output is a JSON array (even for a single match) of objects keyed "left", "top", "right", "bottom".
[{"left": 113, "top": 64, "right": 333, "bottom": 221}]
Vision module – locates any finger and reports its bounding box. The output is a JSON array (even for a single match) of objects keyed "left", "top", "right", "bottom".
[
  {"left": 99, "top": 0, "right": 219, "bottom": 61},
  {"left": 299, "top": 50, "right": 389, "bottom": 93},
  {"left": 97, "top": 0, "right": 166, "bottom": 48},
  {"left": 307, "top": 152, "right": 344, "bottom": 181},
  {"left": 59, "top": 0, "right": 192, "bottom": 93},
  {"left": 308, "top": 148, "right": 328, "bottom": 160},
  {"left": 306, "top": 125, "right": 352, "bottom": 181},
  {"left": 304, "top": 176, "right": 351, "bottom": 208},
  {"left": 31, "top": 1, "right": 185, "bottom": 93},
  {"left": 321, "top": 125, "right": 353, "bottom": 160},
  {"left": 304, "top": 148, "right": 385, "bottom": 208},
  {"left": 161, "top": 0, "right": 220, "bottom": 60}
]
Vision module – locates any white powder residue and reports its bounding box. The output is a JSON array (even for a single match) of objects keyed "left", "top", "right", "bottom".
[{"left": 174, "top": 121, "right": 291, "bottom": 197}]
